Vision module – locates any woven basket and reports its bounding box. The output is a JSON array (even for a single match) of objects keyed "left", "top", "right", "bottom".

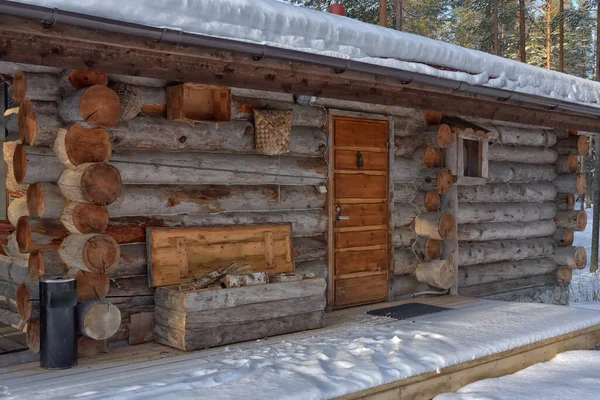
[
  {"left": 253, "top": 109, "right": 293, "bottom": 155},
  {"left": 111, "top": 82, "right": 143, "bottom": 122}
]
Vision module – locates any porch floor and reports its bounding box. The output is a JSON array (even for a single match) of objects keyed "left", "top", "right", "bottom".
[{"left": 2, "top": 296, "right": 600, "bottom": 400}]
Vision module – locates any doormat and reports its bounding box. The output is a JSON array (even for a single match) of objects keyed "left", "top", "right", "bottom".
[{"left": 367, "top": 303, "right": 450, "bottom": 320}]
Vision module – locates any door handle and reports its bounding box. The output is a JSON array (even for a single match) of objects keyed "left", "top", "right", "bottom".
[{"left": 336, "top": 215, "right": 350, "bottom": 221}]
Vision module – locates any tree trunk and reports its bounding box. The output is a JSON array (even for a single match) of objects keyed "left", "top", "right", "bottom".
[
  {"left": 16, "top": 217, "right": 69, "bottom": 253},
  {"left": 60, "top": 202, "right": 109, "bottom": 234},
  {"left": 555, "top": 136, "right": 589, "bottom": 156},
  {"left": 13, "top": 144, "right": 63, "bottom": 184},
  {"left": 393, "top": 248, "right": 419, "bottom": 275},
  {"left": 458, "top": 183, "right": 557, "bottom": 203},
  {"left": 487, "top": 146, "right": 558, "bottom": 164},
  {"left": 458, "top": 220, "right": 556, "bottom": 241},
  {"left": 493, "top": 0, "right": 499, "bottom": 55},
  {"left": 555, "top": 155, "right": 579, "bottom": 174},
  {"left": 496, "top": 126, "right": 557, "bottom": 147},
  {"left": 77, "top": 300, "right": 122, "bottom": 340},
  {"left": 519, "top": 0, "right": 527, "bottom": 62},
  {"left": 554, "top": 210, "right": 587, "bottom": 231},
  {"left": 26, "top": 183, "right": 66, "bottom": 219},
  {"left": 553, "top": 246, "right": 587, "bottom": 269},
  {"left": 58, "top": 163, "right": 122, "bottom": 206},
  {"left": 61, "top": 70, "right": 108, "bottom": 90},
  {"left": 546, "top": 0, "right": 552, "bottom": 70},
  {"left": 18, "top": 100, "right": 61, "bottom": 146},
  {"left": 106, "top": 73, "right": 167, "bottom": 88},
  {"left": 457, "top": 202, "right": 556, "bottom": 224},
  {"left": 555, "top": 193, "right": 575, "bottom": 211},
  {"left": 559, "top": 0, "right": 564, "bottom": 72},
  {"left": 458, "top": 238, "right": 555, "bottom": 266},
  {"left": 7, "top": 198, "right": 29, "bottom": 227},
  {"left": 393, "top": 228, "right": 417, "bottom": 248},
  {"left": 393, "top": 124, "right": 453, "bottom": 156},
  {"left": 553, "top": 173, "right": 586, "bottom": 195},
  {"left": 395, "top": 0, "right": 403, "bottom": 31},
  {"left": 414, "top": 212, "right": 456, "bottom": 240},
  {"left": 553, "top": 229, "right": 574, "bottom": 247},
  {"left": 379, "top": 0, "right": 388, "bottom": 26},
  {"left": 415, "top": 260, "right": 455, "bottom": 290},
  {"left": 53, "top": 124, "right": 112, "bottom": 168},
  {"left": 58, "top": 233, "right": 121, "bottom": 274},
  {"left": 59, "top": 86, "right": 120, "bottom": 128},
  {"left": 488, "top": 162, "right": 557, "bottom": 183},
  {"left": 413, "top": 237, "right": 442, "bottom": 261}
]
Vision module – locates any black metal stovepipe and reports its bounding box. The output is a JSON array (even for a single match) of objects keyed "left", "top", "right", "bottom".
[{"left": 39, "top": 276, "right": 78, "bottom": 369}]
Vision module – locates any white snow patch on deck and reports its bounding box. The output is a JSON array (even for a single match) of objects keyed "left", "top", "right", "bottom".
[{"left": 8, "top": 0, "right": 600, "bottom": 108}]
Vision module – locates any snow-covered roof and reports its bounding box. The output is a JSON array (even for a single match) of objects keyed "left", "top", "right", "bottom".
[{"left": 9, "top": 0, "right": 600, "bottom": 108}]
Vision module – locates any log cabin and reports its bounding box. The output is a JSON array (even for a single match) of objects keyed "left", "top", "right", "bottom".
[{"left": 0, "top": 0, "right": 597, "bottom": 377}]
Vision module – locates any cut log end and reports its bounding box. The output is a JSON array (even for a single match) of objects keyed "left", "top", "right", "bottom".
[
  {"left": 61, "top": 203, "right": 109, "bottom": 234},
  {"left": 28, "top": 251, "right": 43, "bottom": 281},
  {"left": 555, "top": 229, "right": 575, "bottom": 247},
  {"left": 56, "top": 124, "right": 112, "bottom": 167},
  {"left": 26, "top": 319, "right": 40, "bottom": 354},
  {"left": 576, "top": 173, "right": 587, "bottom": 195},
  {"left": 577, "top": 211, "right": 588, "bottom": 231},
  {"left": 79, "top": 302, "right": 121, "bottom": 340},
  {"left": 566, "top": 154, "right": 579, "bottom": 174},
  {"left": 423, "top": 110, "right": 442, "bottom": 126},
  {"left": 77, "top": 271, "right": 110, "bottom": 301},
  {"left": 16, "top": 216, "right": 31, "bottom": 253},
  {"left": 68, "top": 70, "right": 108, "bottom": 90},
  {"left": 424, "top": 192, "right": 441, "bottom": 212},
  {"left": 80, "top": 86, "right": 121, "bottom": 128},
  {"left": 81, "top": 163, "right": 122, "bottom": 206},
  {"left": 17, "top": 100, "right": 37, "bottom": 145},
  {"left": 436, "top": 168, "right": 453, "bottom": 194},
  {"left": 13, "top": 144, "right": 26, "bottom": 184},
  {"left": 424, "top": 147, "right": 442, "bottom": 168},
  {"left": 573, "top": 247, "right": 587, "bottom": 270},
  {"left": 561, "top": 193, "right": 576, "bottom": 211},
  {"left": 436, "top": 124, "right": 453, "bottom": 148},
  {"left": 556, "top": 267, "right": 572, "bottom": 283},
  {"left": 16, "top": 283, "right": 33, "bottom": 321},
  {"left": 83, "top": 235, "right": 121, "bottom": 274},
  {"left": 439, "top": 212, "right": 457, "bottom": 240},
  {"left": 415, "top": 260, "right": 455, "bottom": 290},
  {"left": 26, "top": 183, "right": 42, "bottom": 217},
  {"left": 577, "top": 136, "right": 589, "bottom": 156},
  {"left": 12, "top": 72, "right": 26, "bottom": 103}
]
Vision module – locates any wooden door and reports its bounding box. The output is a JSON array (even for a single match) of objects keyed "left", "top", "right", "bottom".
[{"left": 332, "top": 116, "right": 389, "bottom": 309}]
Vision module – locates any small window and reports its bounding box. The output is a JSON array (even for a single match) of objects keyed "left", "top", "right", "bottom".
[{"left": 457, "top": 131, "right": 489, "bottom": 185}]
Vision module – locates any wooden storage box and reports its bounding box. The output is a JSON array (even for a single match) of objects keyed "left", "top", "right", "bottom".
[
  {"left": 154, "top": 278, "right": 327, "bottom": 350},
  {"left": 166, "top": 83, "right": 231, "bottom": 122}
]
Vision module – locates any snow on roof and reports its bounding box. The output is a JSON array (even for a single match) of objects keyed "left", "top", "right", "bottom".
[{"left": 10, "top": 0, "right": 600, "bottom": 107}]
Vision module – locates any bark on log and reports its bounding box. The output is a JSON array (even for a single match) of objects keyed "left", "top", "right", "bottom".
[
  {"left": 553, "top": 173, "right": 586, "bottom": 195},
  {"left": 16, "top": 217, "right": 69, "bottom": 253},
  {"left": 28, "top": 250, "right": 69, "bottom": 281},
  {"left": 458, "top": 183, "right": 557, "bottom": 203},
  {"left": 553, "top": 246, "right": 587, "bottom": 269},
  {"left": 553, "top": 229, "right": 574, "bottom": 247},
  {"left": 59, "top": 86, "right": 120, "bottom": 128},
  {"left": 555, "top": 136, "right": 588, "bottom": 156},
  {"left": 394, "top": 204, "right": 420, "bottom": 227},
  {"left": 393, "top": 124, "right": 453, "bottom": 155},
  {"left": 414, "top": 192, "right": 441, "bottom": 213},
  {"left": 110, "top": 150, "right": 326, "bottom": 186},
  {"left": 415, "top": 260, "right": 455, "bottom": 290},
  {"left": 414, "top": 212, "right": 456, "bottom": 240},
  {"left": 555, "top": 193, "right": 575, "bottom": 211},
  {"left": 556, "top": 267, "right": 573, "bottom": 283},
  {"left": 393, "top": 227, "right": 417, "bottom": 248},
  {"left": 77, "top": 300, "right": 122, "bottom": 340},
  {"left": 58, "top": 234, "right": 121, "bottom": 274},
  {"left": 495, "top": 126, "right": 557, "bottom": 147},
  {"left": 487, "top": 162, "right": 557, "bottom": 183},
  {"left": 13, "top": 144, "right": 63, "bottom": 184},
  {"left": 457, "top": 220, "right": 556, "bottom": 242},
  {"left": 12, "top": 72, "right": 62, "bottom": 103},
  {"left": 107, "top": 115, "right": 326, "bottom": 157},
  {"left": 60, "top": 202, "right": 109, "bottom": 234},
  {"left": 393, "top": 184, "right": 418, "bottom": 203},
  {"left": 53, "top": 124, "right": 112, "bottom": 168},
  {"left": 415, "top": 168, "right": 453, "bottom": 194},
  {"left": 58, "top": 163, "right": 122, "bottom": 206},
  {"left": 106, "top": 185, "right": 325, "bottom": 217},
  {"left": 554, "top": 210, "right": 587, "bottom": 231},
  {"left": 26, "top": 183, "right": 66, "bottom": 219},
  {"left": 556, "top": 155, "right": 579, "bottom": 174},
  {"left": 488, "top": 145, "right": 558, "bottom": 164},
  {"left": 458, "top": 238, "right": 555, "bottom": 266},
  {"left": 18, "top": 100, "right": 61, "bottom": 146},
  {"left": 231, "top": 97, "right": 326, "bottom": 128},
  {"left": 413, "top": 237, "right": 442, "bottom": 261},
  {"left": 458, "top": 258, "right": 558, "bottom": 287},
  {"left": 456, "top": 202, "right": 557, "bottom": 224},
  {"left": 7, "top": 198, "right": 29, "bottom": 227},
  {"left": 393, "top": 248, "right": 419, "bottom": 275},
  {"left": 4, "top": 141, "right": 28, "bottom": 199}
]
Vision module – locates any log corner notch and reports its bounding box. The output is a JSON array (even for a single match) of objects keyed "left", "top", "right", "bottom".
[
  {"left": 554, "top": 210, "right": 587, "bottom": 232},
  {"left": 419, "top": 167, "right": 454, "bottom": 194},
  {"left": 60, "top": 85, "right": 121, "bottom": 128},
  {"left": 555, "top": 135, "right": 589, "bottom": 157},
  {"left": 58, "top": 234, "right": 120, "bottom": 274},
  {"left": 415, "top": 259, "right": 456, "bottom": 290},
  {"left": 54, "top": 124, "right": 112, "bottom": 168},
  {"left": 553, "top": 172, "right": 587, "bottom": 195},
  {"left": 58, "top": 163, "right": 122, "bottom": 206},
  {"left": 414, "top": 212, "right": 457, "bottom": 240},
  {"left": 554, "top": 246, "right": 587, "bottom": 270}
]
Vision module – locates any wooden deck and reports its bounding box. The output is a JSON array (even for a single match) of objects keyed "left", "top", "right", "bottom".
[{"left": 2, "top": 296, "right": 600, "bottom": 399}]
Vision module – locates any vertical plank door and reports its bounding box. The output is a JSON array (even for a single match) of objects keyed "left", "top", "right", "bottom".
[{"left": 332, "top": 116, "right": 389, "bottom": 309}]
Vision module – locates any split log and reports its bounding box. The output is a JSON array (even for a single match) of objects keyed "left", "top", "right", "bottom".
[
  {"left": 4, "top": 141, "right": 28, "bottom": 199},
  {"left": 458, "top": 183, "right": 557, "bottom": 203},
  {"left": 16, "top": 217, "right": 69, "bottom": 253},
  {"left": 16, "top": 283, "right": 38, "bottom": 321},
  {"left": 394, "top": 248, "right": 419, "bottom": 275},
  {"left": 12, "top": 72, "right": 62, "bottom": 103},
  {"left": 106, "top": 185, "right": 325, "bottom": 217},
  {"left": 393, "top": 227, "right": 417, "bottom": 248},
  {"left": 13, "top": 144, "right": 63, "bottom": 184},
  {"left": 457, "top": 220, "right": 556, "bottom": 242},
  {"left": 416, "top": 168, "right": 453, "bottom": 194},
  {"left": 556, "top": 155, "right": 579, "bottom": 174},
  {"left": 26, "top": 183, "right": 65, "bottom": 219},
  {"left": 108, "top": 115, "right": 326, "bottom": 157},
  {"left": 555, "top": 136, "right": 588, "bottom": 156},
  {"left": 58, "top": 163, "right": 122, "bottom": 206},
  {"left": 60, "top": 202, "right": 109, "bottom": 234},
  {"left": 554, "top": 210, "right": 587, "bottom": 231},
  {"left": 53, "top": 124, "right": 112, "bottom": 168},
  {"left": 413, "top": 237, "right": 442, "bottom": 261},
  {"left": 556, "top": 268, "right": 573, "bottom": 283},
  {"left": 555, "top": 193, "right": 575, "bottom": 211},
  {"left": 76, "top": 271, "right": 110, "bottom": 301},
  {"left": 487, "top": 162, "right": 557, "bottom": 183},
  {"left": 393, "top": 124, "right": 453, "bottom": 156},
  {"left": 292, "top": 236, "right": 327, "bottom": 262},
  {"left": 553, "top": 246, "right": 587, "bottom": 270},
  {"left": 553, "top": 229, "right": 574, "bottom": 247},
  {"left": 110, "top": 151, "right": 326, "bottom": 186},
  {"left": 77, "top": 300, "right": 122, "bottom": 340},
  {"left": 414, "top": 192, "right": 441, "bottom": 213},
  {"left": 26, "top": 319, "right": 40, "bottom": 354},
  {"left": 459, "top": 258, "right": 558, "bottom": 287},
  {"left": 488, "top": 145, "right": 558, "bottom": 164},
  {"left": 7, "top": 198, "right": 29, "bottom": 227},
  {"left": 394, "top": 204, "right": 420, "bottom": 227},
  {"left": 58, "top": 234, "right": 120, "bottom": 274},
  {"left": 295, "top": 259, "right": 327, "bottom": 279},
  {"left": 553, "top": 173, "right": 586, "bottom": 195},
  {"left": 495, "top": 126, "right": 557, "bottom": 147},
  {"left": 18, "top": 100, "right": 61, "bottom": 146},
  {"left": 27, "top": 250, "right": 68, "bottom": 281},
  {"left": 59, "top": 86, "right": 120, "bottom": 128},
  {"left": 458, "top": 238, "right": 555, "bottom": 266},
  {"left": 223, "top": 272, "right": 269, "bottom": 288},
  {"left": 456, "top": 202, "right": 557, "bottom": 224},
  {"left": 230, "top": 97, "right": 326, "bottom": 128},
  {"left": 415, "top": 260, "right": 455, "bottom": 290},
  {"left": 414, "top": 212, "right": 456, "bottom": 240},
  {"left": 393, "top": 183, "right": 418, "bottom": 203}
]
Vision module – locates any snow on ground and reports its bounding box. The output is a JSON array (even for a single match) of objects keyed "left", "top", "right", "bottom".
[
  {"left": 570, "top": 205, "right": 600, "bottom": 310},
  {"left": 434, "top": 350, "right": 600, "bottom": 400},
  {"left": 8, "top": 0, "right": 600, "bottom": 107},
  {"left": 3, "top": 301, "right": 600, "bottom": 399}
]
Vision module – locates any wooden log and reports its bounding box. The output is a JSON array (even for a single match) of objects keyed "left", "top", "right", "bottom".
[
  {"left": 393, "top": 248, "right": 419, "bottom": 275},
  {"left": 16, "top": 283, "right": 38, "bottom": 321},
  {"left": 495, "top": 126, "right": 557, "bottom": 147},
  {"left": 294, "top": 259, "right": 327, "bottom": 279},
  {"left": 487, "top": 145, "right": 558, "bottom": 164},
  {"left": 292, "top": 236, "right": 327, "bottom": 262},
  {"left": 412, "top": 238, "right": 442, "bottom": 261},
  {"left": 110, "top": 150, "right": 326, "bottom": 186},
  {"left": 458, "top": 238, "right": 555, "bottom": 266},
  {"left": 105, "top": 210, "right": 326, "bottom": 244},
  {"left": 12, "top": 72, "right": 62, "bottom": 103},
  {"left": 26, "top": 319, "right": 40, "bottom": 354},
  {"left": 76, "top": 271, "right": 110, "bottom": 301},
  {"left": 5, "top": 110, "right": 19, "bottom": 140},
  {"left": 27, "top": 250, "right": 68, "bottom": 281},
  {"left": 414, "top": 192, "right": 441, "bottom": 213},
  {"left": 391, "top": 274, "right": 437, "bottom": 298},
  {"left": 456, "top": 202, "right": 557, "bottom": 224},
  {"left": 393, "top": 184, "right": 418, "bottom": 203},
  {"left": 4, "top": 141, "right": 28, "bottom": 199},
  {"left": 269, "top": 273, "right": 304, "bottom": 283},
  {"left": 13, "top": 144, "right": 63, "bottom": 184},
  {"left": 0, "top": 255, "right": 29, "bottom": 284},
  {"left": 61, "top": 70, "right": 108, "bottom": 90},
  {"left": 58, "top": 163, "right": 122, "bottom": 206},
  {"left": 422, "top": 147, "right": 443, "bottom": 168},
  {"left": 554, "top": 210, "right": 587, "bottom": 231},
  {"left": 106, "top": 185, "right": 325, "bottom": 217},
  {"left": 393, "top": 157, "right": 421, "bottom": 182},
  {"left": 58, "top": 234, "right": 120, "bottom": 274},
  {"left": 553, "top": 128, "right": 579, "bottom": 139},
  {"left": 555, "top": 136, "right": 588, "bottom": 156},
  {"left": 415, "top": 260, "right": 455, "bottom": 290},
  {"left": 0, "top": 280, "right": 20, "bottom": 313},
  {"left": 2, "top": 232, "right": 26, "bottom": 260},
  {"left": 458, "top": 183, "right": 557, "bottom": 203},
  {"left": 53, "top": 124, "right": 112, "bottom": 168},
  {"left": 393, "top": 227, "right": 417, "bottom": 248},
  {"left": 394, "top": 204, "right": 420, "bottom": 227},
  {"left": 106, "top": 73, "right": 168, "bottom": 88},
  {"left": 78, "top": 337, "right": 109, "bottom": 358},
  {"left": 108, "top": 275, "right": 154, "bottom": 297},
  {"left": 556, "top": 155, "right": 579, "bottom": 174},
  {"left": 556, "top": 267, "right": 573, "bottom": 283},
  {"left": 7, "top": 198, "right": 29, "bottom": 228},
  {"left": 60, "top": 202, "right": 109, "bottom": 234},
  {"left": 393, "top": 124, "right": 453, "bottom": 155},
  {"left": 458, "top": 220, "right": 556, "bottom": 242},
  {"left": 18, "top": 100, "right": 61, "bottom": 147},
  {"left": 553, "top": 246, "right": 587, "bottom": 270},
  {"left": 59, "top": 86, "right": 120, "bottom": 128},
  {"left": 16, "top": 217, "right": 69, "bottom": 253},
  {"left": 107, "top": 116, "right": 326, "bottom": 157},
  {"left": 414, "top": 212, "right": 456, "bottom": 240},
  {"left": 26, "top": 183, "right": 65, "bottom": 219},
  {"left": 459, "top": 258, "right": 558, "bottom": 287},
  {"left": 555, "top": 193, "right": 575, "bottom": 211},
  {"left": 487, "top": 162, "right": 557, "bottom": 183},
  {"left": 417, "top": 168, "right": 453, "bottom": 194},
  {"left": 553, "top": 229, "right": 574, "bottom": 247},
  {"left": 77, "top": 300, "right": 122, "bottom": 340},
  {"left": 0, "top": 308, "right": 25, "bottom": 331},
  {"left": 553, "top": 173, "right": 586, "bottom": 195},
  {"left": 139, "top": 86, "right": 167, "bottom": 115},
  {"left": 230, "top": 97, "right": 326, "bottom": 128},
  {"left": 223, "top": 272, "right": 269, "bottom": 288}
]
